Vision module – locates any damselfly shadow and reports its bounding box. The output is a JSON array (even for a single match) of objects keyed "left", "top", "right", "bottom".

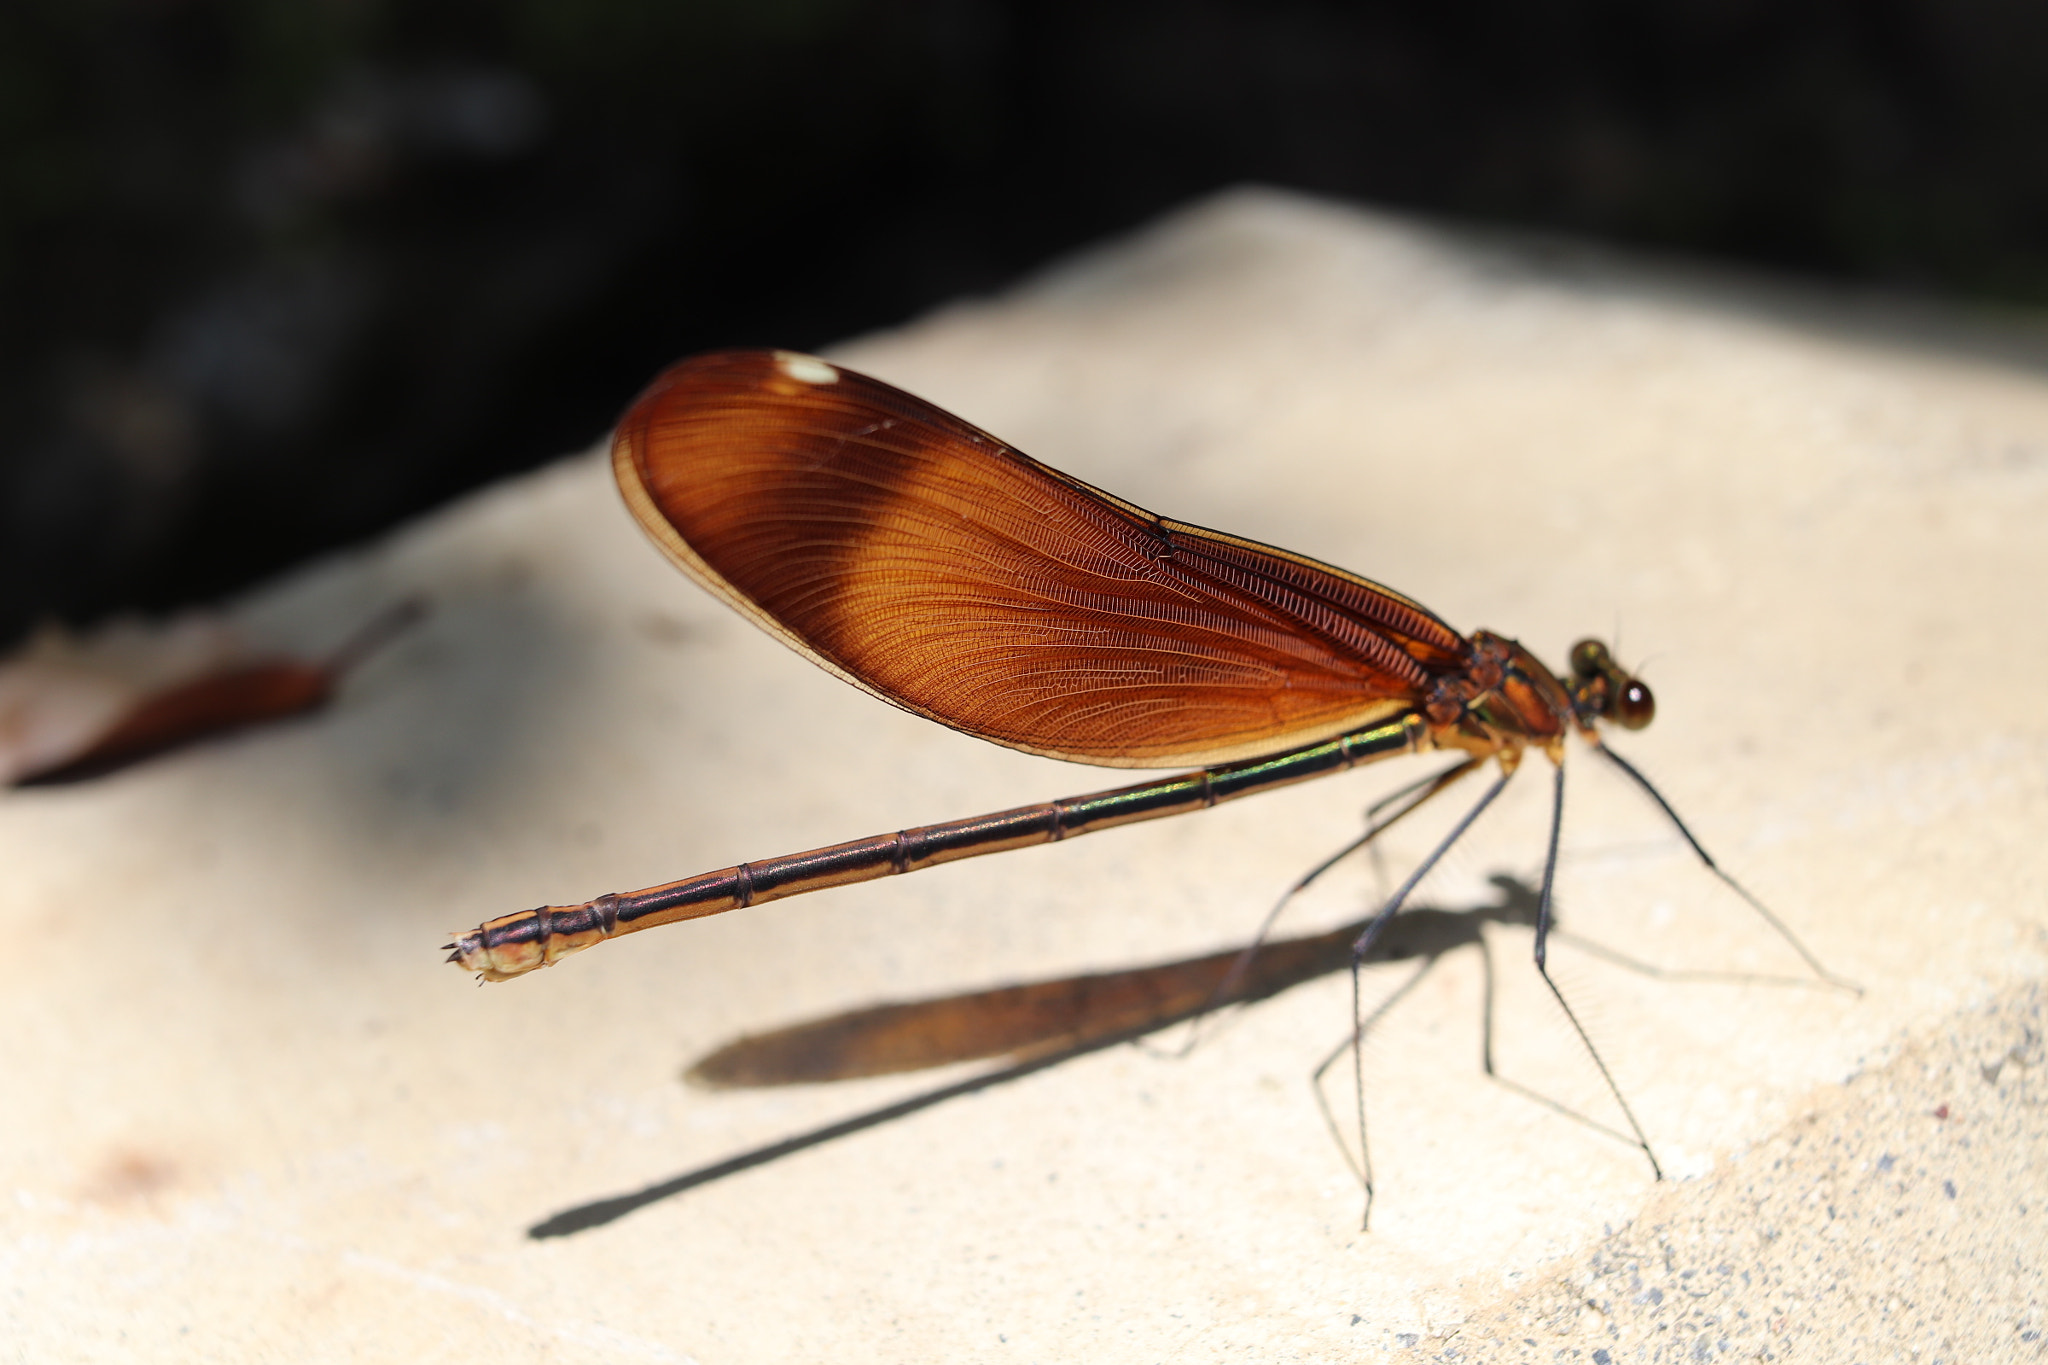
[{"left": 528, "top": 843, "right": 1844, "bottom": 1241}]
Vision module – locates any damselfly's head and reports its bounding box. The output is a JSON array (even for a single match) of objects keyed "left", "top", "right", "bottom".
[{"left": 1568, "top": 639, "right": 1654, "bottom": 732}]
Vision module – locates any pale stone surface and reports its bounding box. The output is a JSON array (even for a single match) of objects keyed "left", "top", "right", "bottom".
[{"left": 5, "top": 188, "right": 2044, "bottom": 1362}]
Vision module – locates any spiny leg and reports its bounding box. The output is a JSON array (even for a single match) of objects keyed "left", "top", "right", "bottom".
[
  {"left": 1245, "top": 759, "right": 1482, "bottom": 982},
  {"left": 1595, "top": 744, "right": 1860, "bottom": 994},
  {"left": 1474, "top": 896, "right": 1655, "bottom": 1151},
  {"left": 1168, "top": 758, "right": 1483, "bottom": 1056},
  {"left": 1359, "top": 765, "right": 1457, "bottom": 903},
  {"left": 1309, "top": 956, "right": 1438, "bottom": 1197},
  {"left": 1530, "top": 760, "right": 1664, "bottom": 1180},
  {"left": 1346, "top": 767, "right": 1513, "bottom": 1229}
]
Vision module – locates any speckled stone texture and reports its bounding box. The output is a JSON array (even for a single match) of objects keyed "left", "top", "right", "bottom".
[{"left": 1453, "top": 983, "right": 2042, "bottom": 1362}]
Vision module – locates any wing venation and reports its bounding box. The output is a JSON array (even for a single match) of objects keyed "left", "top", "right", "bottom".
[{"left": 613, "top": 350, "right": 1472, "bottom": 767}]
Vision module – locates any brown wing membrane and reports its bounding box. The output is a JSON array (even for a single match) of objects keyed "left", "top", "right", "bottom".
[{"left": 614, "top": 350, "right": 1472, "bottom": 768}]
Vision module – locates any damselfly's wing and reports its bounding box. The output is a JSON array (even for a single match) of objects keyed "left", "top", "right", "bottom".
[{"left": 613, "top": 350, "right": 1471, "bottom": 768}]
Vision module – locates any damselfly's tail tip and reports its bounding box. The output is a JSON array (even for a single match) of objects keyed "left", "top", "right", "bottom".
[
  {"left": 442, "top": 905, "right": 599, "bottom": 981},
  {"left": 444, "top": 925, "right": 517, "bottom": 980}
]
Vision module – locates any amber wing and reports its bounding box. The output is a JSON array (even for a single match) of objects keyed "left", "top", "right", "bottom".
[{"left": 613, "top": 350, "right": 1472, "bottom": 768}]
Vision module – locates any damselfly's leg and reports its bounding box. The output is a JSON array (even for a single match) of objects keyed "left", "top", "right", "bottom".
[
  {"left": 1595, "top": 744, "right": 1860, "bottom": 995},
  {"left": 1473, "top": 877, "right": 1656, "bottom": 1151},
  {"left": 1345, "top": 767, "right": 1513, "bottom": 1229},
  {"left": 1528, "top": 761, "right": 1663, "bottom": 1180},
  {"left": 1309, "top": 956, "right": 1439, "bottom": 1193},
  {"left": 1170, "top": 758, "right": 1483, "bottom": 1055},
  {"left": 1346, "top": 761, "right": 1485, "bottom": 904}
]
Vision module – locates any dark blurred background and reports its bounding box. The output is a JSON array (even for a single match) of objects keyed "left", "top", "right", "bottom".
[{"left": 6, "top": 0, "right": 2047, "bottom": 648}]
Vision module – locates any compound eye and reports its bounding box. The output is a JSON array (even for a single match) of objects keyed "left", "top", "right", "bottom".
[
  {"left": 1615, "top": 679, "right": 1655, "bottom": 730},
  {"left": 1569, "top": 639, "right": 1608, "bottom": 680}
]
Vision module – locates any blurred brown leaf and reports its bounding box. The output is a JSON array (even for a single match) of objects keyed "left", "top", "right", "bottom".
[{"left": 4, "top": 597, "right": 425, "bottom": 786}]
